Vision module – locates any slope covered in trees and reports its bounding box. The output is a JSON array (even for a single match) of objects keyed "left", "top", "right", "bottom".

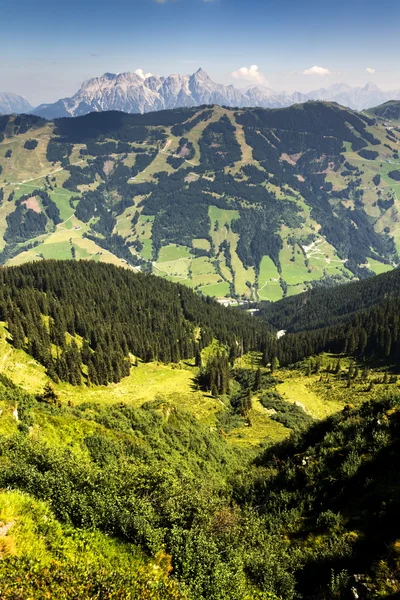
[
  {"left": 1, "top": 318, "right": 400, "bottom": 598},
  {"left": 261, "top": 266, "right": 400, "bottom": 333},
  {"left": 238, "top": 392, "right": 400, "bottom": 599},
  {"left": 0, "top": 102, "right": 399, "bottom": 302},
  {"left": 256, "top": 267, "right": 400, "bottom": 367},
  {"left": 368, "top": 100, "right": 400, "bottom": 121},
  {"left": 0, "top": 260, "right": 273, "bottom": 385}
]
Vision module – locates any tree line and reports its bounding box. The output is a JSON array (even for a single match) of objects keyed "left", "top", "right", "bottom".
[{"left": 2, "top": 260, "right": 274, "bottom": 386}]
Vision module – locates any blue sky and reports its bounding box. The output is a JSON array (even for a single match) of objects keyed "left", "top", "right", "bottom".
[{"left": 1, "top": 0, "right": 400, "bottom": 105}]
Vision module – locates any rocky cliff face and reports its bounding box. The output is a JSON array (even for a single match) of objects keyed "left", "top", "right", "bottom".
[{"left": 31, "top": 69, "right": 400, "bottom": 119}]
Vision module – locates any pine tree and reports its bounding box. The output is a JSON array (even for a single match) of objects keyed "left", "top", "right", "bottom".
[
  {"left": 195, "top": 347, "right": 202, "bottom": 368},
  {"left": 348, "top": 361, "right": 355, "bottom": 380},
  {"left": 261, "top": 347, "right": 268, "bottom": 368},
  {"left": 88, "top": 359, "right": 98, "bottom": 386},
  {"left": 271, "top": 356, "right": 279, "bottom": 374},
  {"left": 41, "top": 382, "right": 59, "bottom": 406},
  {"left": 8, "top": 318, "right": 25, "bottom": 349},
  {"left": 253, "top": 368, "right": 261, "bottom": 391},
  {"left": 240, "top": 389, "right": 252, "bottom": 416}
]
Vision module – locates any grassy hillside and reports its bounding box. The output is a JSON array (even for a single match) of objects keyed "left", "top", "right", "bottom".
[
  {"left": 0, "top": 104, "right": 399, "bottom": 303},
  {"left": 1, "top": 315, "right": 400, "bottom": 597},
  {"left": 0, "top": 259, "right": 399, "bottom": 596}
]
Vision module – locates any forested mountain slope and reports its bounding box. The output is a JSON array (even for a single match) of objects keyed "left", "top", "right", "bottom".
[
  {"left": 261, "top": 265, "right": 400, "bottom": 332},
  {"left": 0, "top": 102, "right": 399, "bottom": 302},
  {"left": 0, "top": 284, "right": 400, "bottom": 598},
  {"left": 368, "top": 100, "right": 400, "bottom": 121},
  {"left": 0, "top": 260, "right": 272, "bottom": 386},
  {"left": 256, "top": 266, "right": 400, "bottom": 367},
  {"left": 241, "top": 392, "right": 400, "bottom": 599}
]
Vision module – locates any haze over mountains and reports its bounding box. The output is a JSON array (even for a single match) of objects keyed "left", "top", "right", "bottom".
[
  {"left": 3, "top": 69, "right": 400, "bottom": 118},
  {"left": 0, "top": 92, "right": 32, "bottom": 115},
  {"left": 30, "top": 70, "right": 400, "bottom": 117}
]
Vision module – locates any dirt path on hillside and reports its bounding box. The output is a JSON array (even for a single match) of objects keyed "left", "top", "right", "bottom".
[{"left": 9, "top": 159, "right": 84, "bottom": 186}]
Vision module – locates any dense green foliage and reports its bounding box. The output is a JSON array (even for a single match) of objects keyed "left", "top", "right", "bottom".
[
  {"left": 171, "top": 108, "right": 213, "bottom": 137},
  {"left": 53, "top": 109, "right": 199, "bottom": 143},
  {"left": 358, "top": 149, "right": 379, "bottom": 160},
  {"left": 0, "top": 556, "right": 183, "bottom": 600},
  {"left": 388, "top": 169, "right": 400, "bottom": 181},
  {"left": 259, "top": 267, "right": 400, "bottom": 366},
  {"left": 368, "top": 100, "right": 400, "bottom": 120},
  {"left": 23, "top": 139, "right": 38, "bottom": 150},
  {"left": 259, "top": 391, "right": 313, "bottom": 431},
  {"left": 5, "top": 204, "right": 47, "bottom": 243},
  {"left": 241, "top": 393, "right": 400, "bottom": 599},
  {"left": 0, "top": 373, "right": 285, "bottom": 600},
  {"left": 1, "top": 351, "right": 400, "bottom": 598},
  {"left": 275, "top": 295, "right": 400, "bottom": 366},
  {"left": 198, "top": 116, "right": 242, "bottom": 171},
  {"left": 261, "top": 266, "right": 400, "bottom": 333},
  {"left": 0, "top": 261, "right": 273, "bottom": 385}
]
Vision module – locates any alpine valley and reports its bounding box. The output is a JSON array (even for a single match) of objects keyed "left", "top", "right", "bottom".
[
  {"left": 4, "top": 0, "right": 400, "bottom": 596},
  {"left": 1, "top": 97, "right": 400, "bottom": 600},
  {"left": 0, "top": 101, "right": 400, "bottom": 301}
]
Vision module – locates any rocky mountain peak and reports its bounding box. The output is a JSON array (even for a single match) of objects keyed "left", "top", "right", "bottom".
[
  {"left": 193, "top": 68, "right": 210, "bottom": 79},
  {"left": 29, "top": 69, "right": 400, "bottom": 119},
  {"left": 0, "top": 92, "right": 32, "bottom": 115},
  {"left": 363, "top": 81, "right": 381, "bottom": 92}
]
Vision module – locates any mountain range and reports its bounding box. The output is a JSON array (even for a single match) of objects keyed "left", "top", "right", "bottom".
[{"left": 3, "top": 69, "right": 400, "bottom": 118}]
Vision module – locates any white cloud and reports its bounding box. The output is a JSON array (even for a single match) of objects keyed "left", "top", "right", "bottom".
[
  {"left": 135, "top": 68, "right": 152, "bottom": 79},
  {"left": 366, "top": 67, "right": 376, "bottom": 74},
  {"left": 231, "top": 65, "right": 266, "bottom": 84},
  {"left": 303, "top": 65, "right": 331, "bottom": 76}
]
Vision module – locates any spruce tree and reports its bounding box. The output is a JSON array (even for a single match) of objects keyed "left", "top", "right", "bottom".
[{"left": 253, "top": 367, "right": 261, "bottom": 391}]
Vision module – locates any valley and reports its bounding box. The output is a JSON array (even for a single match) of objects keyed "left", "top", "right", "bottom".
[
  {"left": 1, "top": 95, "right": 400, "bottom": 600},
  {"left": 3, "top": 1, "right": 400, "bottom": 598},
  {"left": 1, "top": 102, "right": 400, "bottom": 304},
  {"left": 0, "top": 256, "right": 398, "bottom": 598}
]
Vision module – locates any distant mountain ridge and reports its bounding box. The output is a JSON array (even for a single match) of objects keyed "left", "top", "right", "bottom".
[
  {"left": 31, "top": 69, "right": 400, "bottom": 118},
  {"left": 367, "top": 100, "right": 400, "bottom": 120},
  {"left": 0, "top": 92, "right": 32, "bottom": 115}
]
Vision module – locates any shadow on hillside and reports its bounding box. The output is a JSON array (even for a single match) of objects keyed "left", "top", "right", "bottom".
[{"left": 295, "top": 437, "right": 400, "bottom": 598}]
